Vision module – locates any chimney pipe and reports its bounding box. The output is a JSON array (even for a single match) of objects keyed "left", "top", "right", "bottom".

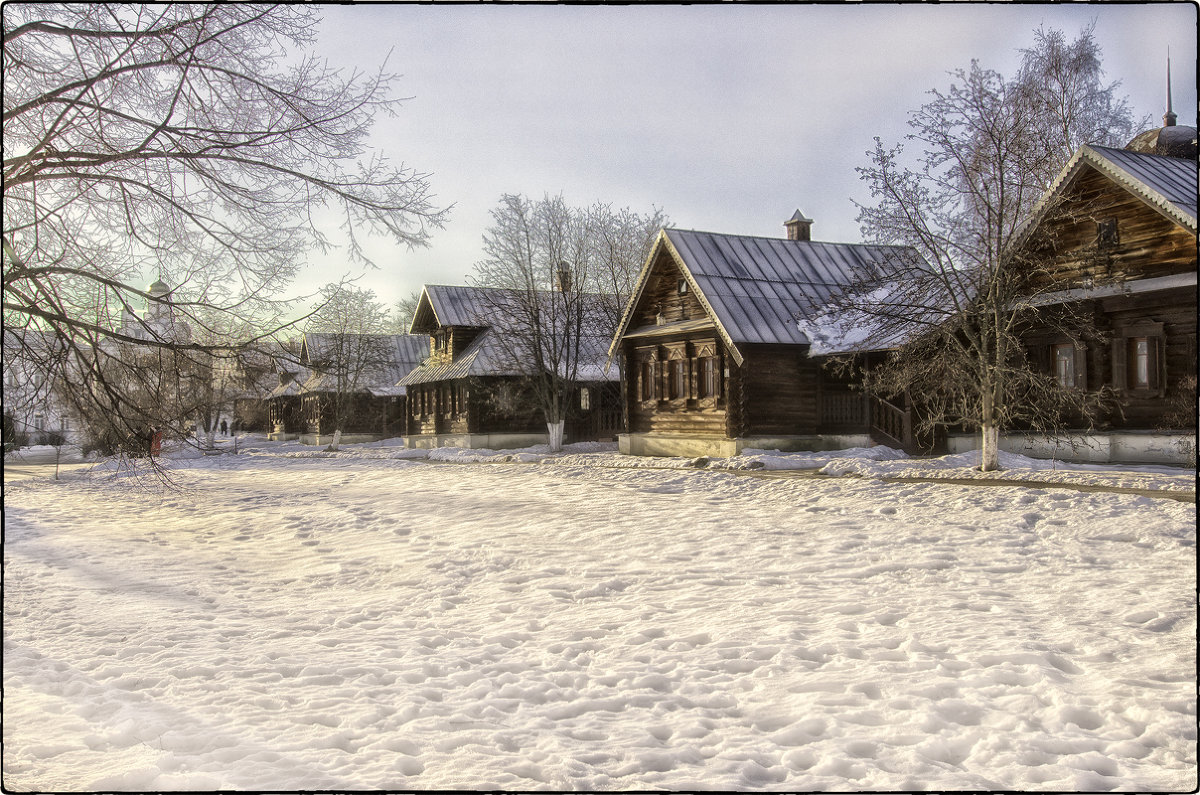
[{"left": 784, "top": 210, "right": 813, "bottom": 241}]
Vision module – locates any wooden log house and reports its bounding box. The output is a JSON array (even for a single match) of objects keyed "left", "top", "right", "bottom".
[
  {"left": 397, "top": 284, "right": 623, "bottom": 449},
  {"left": 609, "top": 217, "right": 924, "bottom": 457},
  {"left": 290, "top": 332, "right": 427, "bottom": 444},
  {"left": 999, "top": 116, "right": 1197, "bottom": 464}
]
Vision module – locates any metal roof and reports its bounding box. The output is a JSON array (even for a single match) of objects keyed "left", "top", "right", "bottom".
[
  {"left": 396, "top": 329, "right": 508, "bottom": 385},
  {"left": 1087, "top": 145, "right": 1198, "bottom": 223},
  {"left": 296, "top": 333, "right": 427, "bottom": 396},
  {"left": 400, "top": 284, "right": 618, "bottom": 386},
  {"left": 410, "top": 284, "right": 515, "bottom": 332},
  {"left": 612, "top": 229, "right": 922, "bottom": 363}
]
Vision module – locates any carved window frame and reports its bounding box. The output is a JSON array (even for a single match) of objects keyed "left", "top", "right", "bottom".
[
  {"left": 1112, "top": 319, "right": 1165, "bottom": 397},
  {"left": 693, "top": 340, "right": 722, "bottom": 407},
  {"left": 663, "top": 343, "right": 689, "bottom": 403},
  {"left": 635, "top": 348, "right": 658, "bottom": 405}
]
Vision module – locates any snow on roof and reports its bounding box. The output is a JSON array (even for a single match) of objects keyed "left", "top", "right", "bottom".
[{"left": 297, "top": 333, "right": 427, "bottom": 395}]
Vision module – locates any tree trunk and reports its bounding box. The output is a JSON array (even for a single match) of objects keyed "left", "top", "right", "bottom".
[
  {"left": 547, "top": 421, "right": 564, "bottom": 452},
  {"left": 980, "top": 423, "right": 1000, "bottom": 472},
  {"left": 326, "top": 429, "right": 342, "bottom": 452}
]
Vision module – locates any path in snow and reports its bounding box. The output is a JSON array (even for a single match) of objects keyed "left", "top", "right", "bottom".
[{"left": 3, "top": 453, "right": 1196, "bottom": 791}]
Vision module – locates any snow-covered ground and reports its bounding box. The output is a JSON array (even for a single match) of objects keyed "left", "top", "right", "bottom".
[{"left": 4, "top": 438, "right": 1196, "bottom": 791}]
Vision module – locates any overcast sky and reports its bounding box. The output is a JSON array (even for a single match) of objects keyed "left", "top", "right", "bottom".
[{"left": 300, "top": 2, "right": 1198, "bottom": 313}]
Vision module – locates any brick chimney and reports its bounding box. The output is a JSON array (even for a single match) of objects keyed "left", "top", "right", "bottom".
[{"left": 784, "top": 210, "right": 813, "bottom": 241}]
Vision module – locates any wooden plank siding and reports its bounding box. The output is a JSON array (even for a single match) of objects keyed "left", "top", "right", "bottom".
[
  {"left": 1013, "top": 152, "right": 1197, "bottom": 432},
  {"left": 1023, "top": 168, "right": 1196, "bottom": 290},
  {"left": 630, "top": 250, "right": 708, "bottom": 328}
]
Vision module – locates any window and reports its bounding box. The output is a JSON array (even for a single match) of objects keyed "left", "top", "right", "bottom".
[
  {"left": 640, "top": 360, "right": 656, "bottom": 401},
  {"left": 1053, "top": 344, "right": 1076, "bottom": 388},
  {"left": 1113, "top": 323, "right": 1164, "bottom": 394},
  {"left": 677, "top": 278, "right": 688, "bottom": 295},
  {"left": 669, "top": 358, "right": 686, "bottom": 399},
  {"left": 1096, "top": 218, "right": 1119, "bottom": 250},
  {"left": 1128, "top": 337, "right": 1158, "bottom": 390},
  {"left": 580, "top": 387, "right": 591, "bottom": 411},
  {"left": 698, "top": 356, "right": 720, "bottom": 398}
]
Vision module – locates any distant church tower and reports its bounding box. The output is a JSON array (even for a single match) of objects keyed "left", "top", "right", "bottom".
[{"left": 146, "top": 277, "right": 171, "bottom": 322}]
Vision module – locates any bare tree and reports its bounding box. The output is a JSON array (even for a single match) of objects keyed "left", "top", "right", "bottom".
[
  {"left": 470, "top": 195, "right": 591, "bottom": 451},
  {"left": 390, "top": 289, "right": 423, "bottom": 334},
  {"left": 588, "top": 203, "right": 669, "bottom": 335},
  {"left": 304, "top": 284, "right": 396, "bottom": 450},
  {"left": 3, "top": 4, "right": 447, "bottom": 459},
  {"left": 1014, "top": 23, "right": 1149, "bottom": 180},
  {"left": 470, "top": 195, "right": 664, "bottom": 451},
  {"left": 821, "top": 27, "right": 1137, "bottom": 471}
]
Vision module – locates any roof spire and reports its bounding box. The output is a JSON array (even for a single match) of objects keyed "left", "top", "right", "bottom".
[{"left": 1164, "top": 49, "right": 1177, "bottom": 127}]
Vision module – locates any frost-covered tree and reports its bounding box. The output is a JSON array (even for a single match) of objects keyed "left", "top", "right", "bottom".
[
  {"left": 3, "top": 4, "right": 446, "bottom": 456},
  {"left": 304, "top": 285, "right": 395, "bottom": 450},
  {"left": 826, "top": 27, "right": 1138, "bottom": 471},
  {"left": 471, "top": 194, "right": 664, "bottom": 451}
]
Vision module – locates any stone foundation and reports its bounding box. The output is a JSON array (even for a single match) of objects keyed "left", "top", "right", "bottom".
[
  {"left": 405, "top": 432, "right": 550, "bottom": 450},
  {"left": 299, "top": 432, "right": 385, "bottom": 446},
  {"left": 618, "top": 433, "right": 873, "bottom": 458},
  {"left": 946, "top": 431, "right": 1196, "bottom": 467}
]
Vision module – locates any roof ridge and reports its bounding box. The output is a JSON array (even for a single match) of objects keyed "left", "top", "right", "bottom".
[
  {"left": 1088, "top": 143, "right": 1199, "bottom": 165},
  {"left": 668, "top": 227, "right": 914, "bottom": 250}
]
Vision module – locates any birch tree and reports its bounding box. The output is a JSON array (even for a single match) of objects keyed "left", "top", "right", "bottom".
[
  {"left": 829, "top": 27, "right": 1139, "bottom": 471},
  {"left": 3, "top": 4, "right": 446, "bottom": 456},
  {"left": 471, "top": 194, "right": 664, "bottom": 451},
  {"left": 305, "top": 285, "right": 394, "bottom": 451}
]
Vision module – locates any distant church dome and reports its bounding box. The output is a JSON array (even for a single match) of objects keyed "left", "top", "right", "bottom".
[
  {"left": 1126, "top": 123, "right": 1198, "bottom": 159},
  {"left": 148, "top": 278, "right": 170, "bottom": 295},
  {"left": 1125, "top": 56, "right": 1198, "bottom": 159}
]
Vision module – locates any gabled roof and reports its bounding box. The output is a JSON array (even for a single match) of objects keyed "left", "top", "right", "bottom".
[
  {"left": 396, "top": 328, "right": 508, "bottom": 385},
  {"left": 611, "top": 228, "right": 923, "bottom": 365},
  {"left": 400, "top": 283, "right": 618, "bottom": 386},
  {"left": 297, "top": 333, "right": 427, "bottom": 396},
  {"left": 410, "top": 284, "right": 514, "bottom": 333},
  {"left": 1011, "top": 144, "right": 1198, "bottom": 253}
]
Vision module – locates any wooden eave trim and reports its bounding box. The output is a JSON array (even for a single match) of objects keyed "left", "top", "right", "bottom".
[
  {"left": 607, "top": 230, "right": 668, "bottom": 362},
  {"left": 408, "top": 286, "right": 442, "bottom": 335},
  {"left": 1085, "top": 151, "right": 1198, "bottom": 235},
  {"left": 298, "top": 335, "right": 313, "bottom": 366},
  {"left": 607, "top": 228, "right": 747, "bottom": 367},
  {"left": 660, "top": 233, "right": 746, "bottom": 367}
]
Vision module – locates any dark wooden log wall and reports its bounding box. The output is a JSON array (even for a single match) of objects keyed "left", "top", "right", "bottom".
[
  {"left": 1024, "top": 169, "right": 1196, "bottom": 289},
  {"left": 1019, "top": 288, "right": 1196, "bottom": 430},
  {"left": 738, "top": 345, "right": 821, "bottom": 436}
]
